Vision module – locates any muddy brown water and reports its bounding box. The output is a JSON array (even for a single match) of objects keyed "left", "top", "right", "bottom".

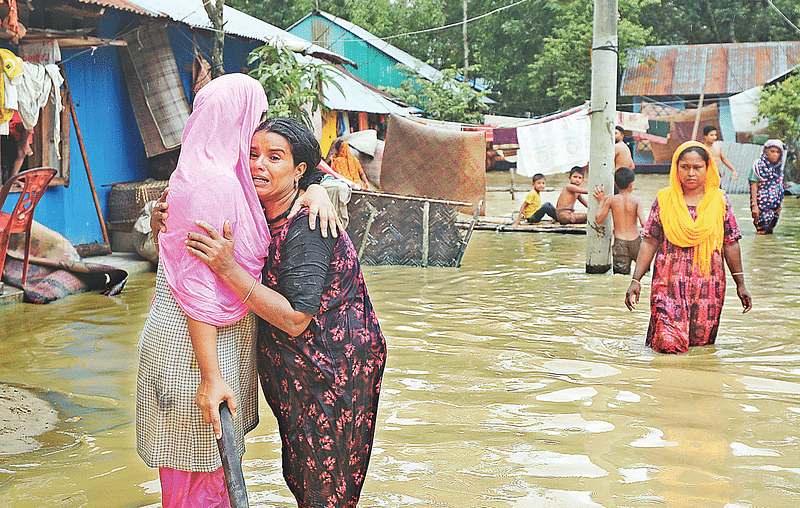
[{"left": 1, "top": 173, "right": 799, "bottom": 507}]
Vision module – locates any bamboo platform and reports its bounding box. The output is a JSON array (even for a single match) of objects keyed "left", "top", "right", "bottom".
[
  {"left": 455, "top": 216, "right": 587, "bottom": 234},
  {"left": 346, "top": 191, "right": 482, "bottom": 267}
]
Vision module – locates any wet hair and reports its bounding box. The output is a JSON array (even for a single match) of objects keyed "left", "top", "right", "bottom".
[
  {"left": 532, "top": 173, "right": 546, "bottom": 183},
  {"left": 256, "top": 117, "right": 323, "bottom": 189},
  {"left": 615, "top": 126, "right": 625, "bottom": 135},
  {"left": 703, "top": 125, "right": 718, "bottom": 137},
  {"left": 677, "top": 146, "right": 709, "bottom": 165},
  {"left": 614, "top": 166, "right": 635, "bottom": 189},
  {"left": 569, "top": 166, "right": 585, "bottom": 176}
]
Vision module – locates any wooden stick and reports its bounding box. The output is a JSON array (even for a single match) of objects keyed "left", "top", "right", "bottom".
[
  {"left": 351, "top": 189, "right": 471, "bottom": 207},
  {"left": 456, "top": 199, "right": 482, "bottom": 267},
  {"left": 421, "top": 201, "right": 430, "bottom": 268},
  {"left": 61, "top": 68, "right": 111, "bottom": 247},
  {"left": 358, "top": 202, "right": 378, "bottom": 262}
]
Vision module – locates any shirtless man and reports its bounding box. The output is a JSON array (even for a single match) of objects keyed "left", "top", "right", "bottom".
[
  {"left": 702, "top": 126, "right": 738, "bottom": 180},
  {"left": 614, "top": 126, "right": 635, "bottom": 171},
  {"left": 555, "top": 166, "right": 589, "bottom": 224}
]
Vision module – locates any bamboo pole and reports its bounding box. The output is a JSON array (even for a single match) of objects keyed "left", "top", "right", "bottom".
[
  {"left": 62, "top": 68, "right": 111, "bottom": 248},
  {"left": 358, "top": 203, "right": 378, "bottom": 262},
  {"left": 421, "top": 201, "right": 430, "bottom": 267},
  {"left": 456, "top": 199, "right": 483, "bottom": 267},
  {"left": 691, "top": 49, "right": 709, "bottom": 140}
]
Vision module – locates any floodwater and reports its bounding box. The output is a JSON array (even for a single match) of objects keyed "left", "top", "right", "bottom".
[{"left": 2, "top": 172, "right": 799, "bottom": 507}]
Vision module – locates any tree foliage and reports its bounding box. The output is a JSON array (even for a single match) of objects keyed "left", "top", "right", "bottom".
[
  {"left": 231, "top": 0, "right": 800, "bottom": 118},
  {"left": 383, "top": 65, "right": 487, "bottom": 124},
  {"left": 247, "top": 44, "right": 342, "bottom": 128},
  {"left": 757, "top": 70, "right": 800, "bottom": 179}
]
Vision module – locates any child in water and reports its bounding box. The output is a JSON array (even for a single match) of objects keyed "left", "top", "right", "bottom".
[{"left": 593, "top": 167, "right": 647, "bottom": 275}]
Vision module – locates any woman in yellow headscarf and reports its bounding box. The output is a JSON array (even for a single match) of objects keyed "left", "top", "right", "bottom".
[{"left": 625, "top": 141, "right": 752, "bottom": 354}]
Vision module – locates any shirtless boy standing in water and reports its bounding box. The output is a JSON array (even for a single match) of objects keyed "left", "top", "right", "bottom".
[
  {"left": 593, "top": 166, "right": 647, "bottom": 274},
  {"left": 555, "top": 166, "right": 589, "bottom": 224}
]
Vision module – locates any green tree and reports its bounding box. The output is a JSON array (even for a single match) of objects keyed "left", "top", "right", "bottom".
[
  {"left": 641, "top": 0, "right": 800, "bottom": 45},
  {"left": 383, "top": 65, "right": 487, "bottom": 123},
  {"left": 227, "top": 0, "right": 315, "bottom": 29},
  {"left": 248, "top": 44, "right": 343, "bottom": 128},
  {"left": 523, "top": 0, "right": 653, "bottom": 114},
  {"left": 757, "top": 70, "right": 800, "bottom": 180}
]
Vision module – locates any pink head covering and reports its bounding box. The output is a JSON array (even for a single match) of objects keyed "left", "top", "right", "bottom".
[{"left": 159, "top": 74, "right": 270, "bottom": 326}]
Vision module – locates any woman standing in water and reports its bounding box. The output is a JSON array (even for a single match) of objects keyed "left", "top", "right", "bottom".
[
  {"left": 749, "top": 139, "right": 786, "bottom": 235},
  {"left": 187, "top": 118, "right": 386, "bottom": 507},
  {"left": 625, "top": 141, "right": 752, "bottom": 354},
  {"left": 138, "top": 74, "right": 338, "bottom": 507}
]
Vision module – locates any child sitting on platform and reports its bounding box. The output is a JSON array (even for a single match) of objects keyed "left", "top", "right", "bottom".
[
  {"left": 555, "top": 167, "right": 589, "bottom": 224},
  {"left": 513, "top": 173, "right": 557, "bottom": 225}
]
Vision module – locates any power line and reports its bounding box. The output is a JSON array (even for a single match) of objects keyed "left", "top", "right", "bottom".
[
  {"left": 315, "top": 0, "right": 531, "bottom": 44},
  {"left": 765, "top": 0, "right": 800, "bottom": 34}
]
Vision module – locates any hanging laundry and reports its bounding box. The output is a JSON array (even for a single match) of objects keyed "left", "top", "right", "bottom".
[
  {"left": 16, "top": 62, "right": 64, "bottom": 158},
  {"left": 19, "top": 40, "right": 62, "bottom": 65},
  {"left": 0, "top": 0, "right": 19, "bottom": 37},
  {"left": 0, "top": 48, "right": 23, "bottom": 124},
  {"left": 516, "top": 108, "right": 590, "bottom": 177},
  {"left": 617, "top": 111, "right": 649, "bottom": 133}
]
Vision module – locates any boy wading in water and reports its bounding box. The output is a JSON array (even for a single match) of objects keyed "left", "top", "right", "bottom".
[
  {"left": 593, "top": 167, "right": 647, "bottom": 275},
  {"left": 555, "top": 166, "right": 589, "bottom": 224},
  {"left": 513, "top": 173, "right": 558, "bottom": 225}
]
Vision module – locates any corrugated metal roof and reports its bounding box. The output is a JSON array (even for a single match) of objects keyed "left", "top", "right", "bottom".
[
  {"left": 76, "top": 0, "right": 354, "bottom": 66},
  {"left": 74, "top": 0, "right": 152, "bottom": 16},
  {"left": 305, "top": 10, "right": 494, "bottom": 97},
  {"left": 621, "top": 42, "right": 800, "bottom": 97},
  {"left": 322, "top": 68, "right": 415, "bottom": 115},
  {"left": 308, "top": 11, "right": 443, "bottom": 83}
]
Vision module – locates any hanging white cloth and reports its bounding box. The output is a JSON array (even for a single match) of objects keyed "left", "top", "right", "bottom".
[
  {"left": 516, "top": 108, "right": 590, "bottom": 177},
  {"left": 17, "top": 61, "right": 64, "bottom": 158}
]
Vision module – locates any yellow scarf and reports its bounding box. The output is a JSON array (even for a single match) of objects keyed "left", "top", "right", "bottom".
[{"left": 656, "top": 141, "right": 726, "bottom": 276}]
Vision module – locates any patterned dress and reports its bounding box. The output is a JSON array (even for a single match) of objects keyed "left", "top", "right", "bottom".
[
  {"left": 259, "top": 209, "right": 386, "bottom": 508},
  {"left": 748, "top": 153, "right": 784, "bottom": 232},
  {"left": 642, "top": 197, "right": 741, "bottom": 354}
]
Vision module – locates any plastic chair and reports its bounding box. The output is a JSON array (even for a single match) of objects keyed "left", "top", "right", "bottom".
[{"left": 0, "top": 167, "right": 57, "bottom": 286}]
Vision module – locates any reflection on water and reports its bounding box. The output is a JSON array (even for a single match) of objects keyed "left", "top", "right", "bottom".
[{"left": 1, "top": 174, "right": 799, "bottom": 507}]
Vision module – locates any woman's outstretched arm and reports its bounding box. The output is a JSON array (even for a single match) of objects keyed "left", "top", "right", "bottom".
[{"left": 187, "top": 220, "right": 313, "bottom": 336}]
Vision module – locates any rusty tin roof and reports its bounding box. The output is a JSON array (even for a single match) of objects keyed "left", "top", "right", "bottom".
[
  {"left": 621, "top": 42, "right": 800, "bottom": 97},
  {"left": 75, "top": 0, "right": 153, "bottom": 16}
]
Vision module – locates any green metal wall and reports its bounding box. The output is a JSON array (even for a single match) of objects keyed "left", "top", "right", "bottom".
[{"left": 290, "top": 16, "right": 407, "bottom": 90}]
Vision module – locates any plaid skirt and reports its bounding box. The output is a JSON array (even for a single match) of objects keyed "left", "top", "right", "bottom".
[{"left": 136, "top": 263, "right": 259, "bottom": 472}]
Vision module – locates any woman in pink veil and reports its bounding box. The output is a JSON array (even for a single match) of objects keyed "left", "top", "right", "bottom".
[{"left": 136, "top": 73, "right": 338, "bottom": 507}]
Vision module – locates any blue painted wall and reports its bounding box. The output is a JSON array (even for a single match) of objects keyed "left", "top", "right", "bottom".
[{"left": 3, "top": 10, "right": 265, "bottom": 245}]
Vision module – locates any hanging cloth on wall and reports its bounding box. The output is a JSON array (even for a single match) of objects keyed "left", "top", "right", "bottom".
[
  {"left": 0, "top": 48, "right": 22, "bottom": 124},
  {"left": 122, "top": 22, "right": 191, "bottom": 157},
  {"left": 16, "top": 61, "right": 64, "bottom": 158}
]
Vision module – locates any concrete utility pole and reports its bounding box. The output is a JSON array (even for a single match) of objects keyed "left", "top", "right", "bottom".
[
  {"left": 463, "top": 0, "right": 469, "bottom": 82},
  {"left": 585, "top": 0, "right": 618, "bottom": 274}
]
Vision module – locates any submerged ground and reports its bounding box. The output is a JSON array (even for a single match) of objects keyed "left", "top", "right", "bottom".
[{"left": 1, "top": 172, "right": 799, "bottom": 507}]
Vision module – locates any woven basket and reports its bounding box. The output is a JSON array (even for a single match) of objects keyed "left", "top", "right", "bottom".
[{"left": 107, "top": 180, "right": 168, "bottom": 231}]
